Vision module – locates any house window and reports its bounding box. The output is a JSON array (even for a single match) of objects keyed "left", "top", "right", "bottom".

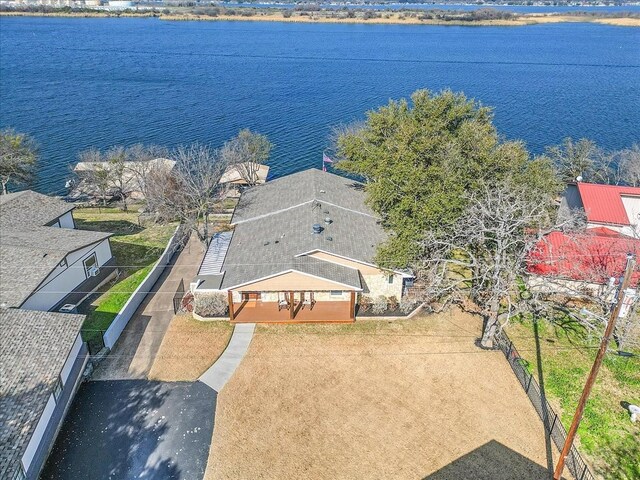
[
  {"left": 330, "top": 290, "right": 342, "bottom": 297},
  {"left": 59, "top": 258, "right": 67, "bottom": 268},
  {"left": 83, "top": 253, "right": 98, "bottom": 277},
  {"left": 53, "top": 376, "right": 63, "bottom": 403},
  {"left": 388, "top": 274, "right": 394, "bottom": 284}
]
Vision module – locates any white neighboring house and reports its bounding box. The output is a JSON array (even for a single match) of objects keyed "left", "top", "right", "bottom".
[
  {"left": 559, "top": 182, "right": 640, "bottom": 238},
  {"left": 0, "top": 309, "right": 88, "bottom": 480},
  {"left": 0, "top": 190, "right": 116, "bottom": 312}
]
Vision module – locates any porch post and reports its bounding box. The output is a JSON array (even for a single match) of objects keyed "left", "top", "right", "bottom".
[
  {"left": 228, "top": 290, "right": 235, "bottom": 322},
  {"left": 350, "top": 291, "right": 356, "bottom": 320},
  {"left": 289, "top": 291, "right": 295, "bottom": 320}
]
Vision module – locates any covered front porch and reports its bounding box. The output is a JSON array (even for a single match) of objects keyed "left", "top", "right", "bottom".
[{"left": 228, "top": 290, "right": 356, "bottom": 323}]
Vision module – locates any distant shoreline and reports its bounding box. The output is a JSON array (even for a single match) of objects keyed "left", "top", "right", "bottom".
[{"left": 1, "top": 10, "right": 638, "bottom": 27}]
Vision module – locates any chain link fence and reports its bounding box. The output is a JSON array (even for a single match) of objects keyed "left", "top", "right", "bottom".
[{"left": 494, "top": 330, "right": 596, "bottom": 480}]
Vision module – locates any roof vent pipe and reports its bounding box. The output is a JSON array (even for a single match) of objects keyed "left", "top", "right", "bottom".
[
  {"left": 324, "top": 217, "right": 332, "bottom": 224},
  {"left": 312, "top": 224, "right": 323, "bottom": 234}
]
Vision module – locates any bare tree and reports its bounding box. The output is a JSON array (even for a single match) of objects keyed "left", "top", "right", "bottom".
[
  {"left": 590, "top": 148, "right": 625, "bottom": 186},
  {"left": 0, "top": 128, "right": 38, "bottom": 195},
  {"left": 75, "top": 144, "right": 170, "bottom": 209},
  {"left": 417, "top": 182, "right": 572, "bottom": 348},
  {"left": 104, "top": 146, "right": 137, "bottom": 211},
  {"left": 145, "top": 144, "right": 228, "bottom": 246},
  {"left": 220, "top": 129, "right": 272, "bottom": 186},
  {"left": 125, "top": 144, "right": 171, "bottom": 200},
  {"left": 546, "top": 137, "right": 598, "bottom": 184},
  {"left": 615, "top": 300, "right": 640, "bottom": 351},
  {"left": 620, "top": 144, "right": 640, "bottom": 187},
  {"left": 77, "top": 148, "right": 112, "bottom": 206}
]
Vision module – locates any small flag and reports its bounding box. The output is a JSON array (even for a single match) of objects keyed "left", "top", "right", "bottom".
[{"left": 323, "top": 152, "right": 333, "bottom": 172}]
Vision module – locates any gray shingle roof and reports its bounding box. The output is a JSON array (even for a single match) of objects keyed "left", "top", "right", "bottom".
[
  {"left": 0, "top": 190, "right": 74, "bottom": 227},
  {"left": 0, "top": 309, "right": 84, "bottom": 479},
  {"left": 0, "top": 190, "right": 112, "bottom": 307},
  {"left": 557, "top": 184, "right": 584, "bottom": 224},
  {"left": 200, "top": 169, "right": 387, "bottom": 290},
  {"left": 231, "top": 168, "right": 375, "bottom": 224}
]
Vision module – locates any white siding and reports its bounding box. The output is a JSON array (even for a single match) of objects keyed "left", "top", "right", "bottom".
[
  {"left": 21, "top": 240, "right": 113, "bottom": 311},
  {"left": 60, "top": 334, "right": 83, "bottom": 384},
  {"left": 57, "top": 211, "right": 75, "bottom": 229},
  {"left": 621, "top": 195, "right": 640, "bottom": 236},
  {"left": 21, "top": 394, "right": 56, "bottom": 473}
]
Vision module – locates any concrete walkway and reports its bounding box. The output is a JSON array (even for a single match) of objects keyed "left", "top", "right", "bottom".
[
  {"left": 93, "top": 235, "right": 205, "bottom": 380},
  {"left": 199, "top": 323, "right": 256, "bottom": 392}
]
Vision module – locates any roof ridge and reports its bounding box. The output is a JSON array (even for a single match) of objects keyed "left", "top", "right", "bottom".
[{"left": 578, "top": 182, "right": 640, "bottom": 192}]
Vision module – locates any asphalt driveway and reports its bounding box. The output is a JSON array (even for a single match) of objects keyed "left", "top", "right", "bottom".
[{"left": 41, "top": 380, "right": 216, "bottom": 480}]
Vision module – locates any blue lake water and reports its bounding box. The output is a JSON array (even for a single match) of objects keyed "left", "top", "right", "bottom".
[{"left": 0, "top": 17, "right": 638, "bottom": 194}]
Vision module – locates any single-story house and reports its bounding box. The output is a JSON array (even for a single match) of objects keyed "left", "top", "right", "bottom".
[
  {"left": 0, "top": 190, "right": 116, "bottom": 312},
  {"left": 559, "top": 182, "right": 640, "bottom": 238},
  {"left": 527, "top": 227, "right": 640, "bottom": 296},
  {"left": 191, "top": 168, "right": 413, "bottom": 323},
  {"left": 0, "top": 308, "right": 88, "bottom": 480}
]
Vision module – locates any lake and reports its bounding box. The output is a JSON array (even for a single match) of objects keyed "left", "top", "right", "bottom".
[{"left": 0, "top": 17, "right": 638, "bottom": 194}]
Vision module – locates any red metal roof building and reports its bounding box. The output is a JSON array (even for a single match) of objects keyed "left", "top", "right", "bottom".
[
  {"left": 528, "top": 228, "right": 640, "bottom": 286},
  {"left": 576, "top": 182, "right": 640, "bottom": 227}
]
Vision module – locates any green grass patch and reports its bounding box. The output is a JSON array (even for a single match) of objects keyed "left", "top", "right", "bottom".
[
  {"left": 505, "top": 319, "right": 640, "bottom": 480},
  {"left": 73, "top": 207, "right": 177, "bottom": 337}
]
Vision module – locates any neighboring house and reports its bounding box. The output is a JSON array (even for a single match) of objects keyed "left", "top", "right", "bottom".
[
  {"left": 0, "top": 190, "right": 116, "bottom": 312},
  {"left": 191, "top": 168, "right": 413, "bottom": 322},
  {"left": 71, "top": 158, "right": 176, "bottom": 201},
  {"left": 527, "top": 227, "right": 640, "bottom": 295},
  {"left": 0, "top": 309, "right": 88, "bottom": 480},
  {"left": 219, "top": 162, "right": 270, "bottom": 187},
  {"left": 559, "top": 182, "right": 640, "bottom": 237}
]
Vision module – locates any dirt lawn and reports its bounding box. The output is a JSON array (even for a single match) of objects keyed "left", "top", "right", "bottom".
[
  {"left": 148, "top": 314, "right": 233, "bottom": 381},
  {"left": 206, "top": 311, "right": 567, "bottom": 479}
]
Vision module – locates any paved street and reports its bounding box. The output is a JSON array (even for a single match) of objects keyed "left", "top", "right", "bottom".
[{"left": 41, "top": 380, "right": 216, "bottom": 480}]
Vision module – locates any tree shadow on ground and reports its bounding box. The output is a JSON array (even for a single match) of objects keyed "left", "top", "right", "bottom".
[
  {"left": 423, "top": 440, "right": 562, "bottom": 480},
  {"left": 41, "top": 381, "right": 180, "bottom": 480},
  {"left": 111, "top": 240, "right": 164, "bottom": 270},
  {"left": 75, "top": 218, "right": 144, "bottom": 235}
]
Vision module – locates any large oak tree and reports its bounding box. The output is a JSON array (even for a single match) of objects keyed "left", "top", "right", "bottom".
[{"left": 335, "top": 89, "right": 561, "bottom": 269}]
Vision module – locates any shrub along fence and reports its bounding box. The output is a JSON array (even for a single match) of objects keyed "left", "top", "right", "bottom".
[
  {"left": 102, "top": 225, "right": 188, "bottom": 350},
  {"left": 494, "top": 329, "right": 595, "bottom": 480}
]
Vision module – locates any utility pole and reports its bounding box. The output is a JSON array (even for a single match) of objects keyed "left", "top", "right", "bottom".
[{"left": 553, "top": 253, "right": 636, "bottom": 480}]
